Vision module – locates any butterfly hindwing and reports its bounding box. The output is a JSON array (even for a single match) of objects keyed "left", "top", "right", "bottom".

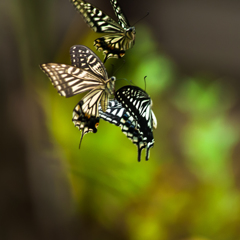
[
  {"left": 94, "top": 34, "right": 126, "bottom": 61},
  {"left": 72, "top": 100, "right": 100, "bottom": 148},
  {"left": 40, "top": 63, "right": 102, "bottom": 97},
  {"left": 81, "top": 87, "right": 105, "bottom": 117}
]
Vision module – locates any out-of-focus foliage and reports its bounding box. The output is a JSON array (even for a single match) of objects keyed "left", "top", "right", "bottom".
[
  {"left": 2, "top": 0, "right": 240, "bottom": 240},
  {"left": 38, "top": 25, "right": 240, "bottom": 239}
]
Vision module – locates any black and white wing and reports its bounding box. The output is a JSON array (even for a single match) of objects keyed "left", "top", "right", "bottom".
[
  {"left": 99, "top": 99, "right": 156, "bottom": 161},
  {"left": 115, "top": 85, "right": 157, "bottom": 160},
  {"left": 71, "top": 0, "right": 123, "bottom": 33},
  {"left": 40, "top": 46, "right": 107, "bottom": 97},
  {"left": 72, "top": 100, "right": 100, "bottom": 148},
  {"left": 70, "top": 0, "right": 136, "bottom": 62},
  {"left": 70, "top": 45, "right": 108, "bottom": 79}
]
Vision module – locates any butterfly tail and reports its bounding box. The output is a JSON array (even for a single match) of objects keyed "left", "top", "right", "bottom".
[
  {"left": 145, "top": 147, "right": 150, "bottom": 161},
  {"left": 137, "top": 144, "right": 144, "bottom": 162},
  {"left": 145, "top": 141, "right": 154, "bottom": 160},
  {"left": 79, "top": 130, "right": 85, "bottom": 149}
]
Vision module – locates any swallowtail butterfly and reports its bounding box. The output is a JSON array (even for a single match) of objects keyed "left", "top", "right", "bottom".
[
  {"left": 115, "top": 85, "right": 157, "bottom": 161},
  {"left": 40, "top": 45, "right": 116, "bottom": 118},
  {"left": 70, "top": 0, "right": 136, "bottom": 62},
  {"left": 71, "top": 96, "right": 156, "bottom": 160},
  {"left": 99, "top": 97, "right": 157, "bottom": 161}
]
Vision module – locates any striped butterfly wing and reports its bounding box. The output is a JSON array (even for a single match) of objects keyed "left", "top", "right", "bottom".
[
  {"left": 99, "top": 99, "right": 153, "bottom": 161},
  {"left": 70, "top": 0, "right": 136, "bottom": 62},
  {"left": 71, "top": 0, "right": 123, "bottom": 33},
  {"left": 80, "top": 86, "right": 109, "bottom": 117},
  {"left": 40, "top": 63, "right": 104, "bottom": 97},
  {"left": 115, "top": 85, "right": 157, "bottom": 160},
  {"left": 109, "top": 0, "right": 130, "bottom": 28},
  {"left": 72, "top": 100, "right": 100, "bottom": 148},
  {"left": 70, "top": 45, "right": 108, "bottom": 80}
]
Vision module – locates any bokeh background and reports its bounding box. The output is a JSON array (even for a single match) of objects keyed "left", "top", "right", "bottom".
[{"left": 1, "top": 0, "right": 240, "bottom": 239}]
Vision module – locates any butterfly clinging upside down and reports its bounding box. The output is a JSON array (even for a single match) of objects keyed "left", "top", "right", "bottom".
[{"left": 70, "top": 0, "right": 136, "bottom": 62}]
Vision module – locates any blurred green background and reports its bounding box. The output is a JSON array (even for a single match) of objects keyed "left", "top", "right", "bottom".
[{"left": 1, "top": 0, "right": 240, "bottom": 239}]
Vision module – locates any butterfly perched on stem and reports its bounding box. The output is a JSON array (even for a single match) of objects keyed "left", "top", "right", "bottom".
[
  {"left": 40, "top": 45, "right": 116, "bottom": 119},
  {"left": 99, "top": 85, "right": 157, "bottom": 161},
  {"left": 70, "top": 0, "right": 136, "bottom": 63}
]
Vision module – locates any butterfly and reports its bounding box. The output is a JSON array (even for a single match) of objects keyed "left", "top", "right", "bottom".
[
  {"left": 114, "top": 85, "right": 157, "bottom": 161},
  {"left": 99, "top": 85, "right": 157, "bottom": 161},
  {"left": 40, "top": 45, "right": 116, "bottom": 118},
  {"left": 72, "top": 91, "right": 156, "bottom": 160},
  {"left": 70, "top": 0, "right": 136, "bottom": 63}
]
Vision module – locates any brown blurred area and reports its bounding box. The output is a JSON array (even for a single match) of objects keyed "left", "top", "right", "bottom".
[{"left": 1, "top": 0, "right": 240, "bottom": 239}]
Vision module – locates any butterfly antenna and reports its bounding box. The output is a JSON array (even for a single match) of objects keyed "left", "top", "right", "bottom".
[
  {"left": 113, "top": 59, "right": 126, "bottom": 76},
  {"left": 133, "top": 12, "right": 150, "bottom": 26},
  {"left": 144, "top": 76, "right": 147, "bottom": 91},
  {"left": 79, "top": 131, "right": 85, "bottom": 149},
  {"left": 110, "top": 64, "right": 115, "bottom": 76},
  {"left": 117, "top": 78, "right": 132, "bottom": 84}
]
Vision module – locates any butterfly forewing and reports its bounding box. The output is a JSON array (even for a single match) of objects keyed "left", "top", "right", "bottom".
[
  {"left": 70, "top": 0, "right": 123, "bottom": 33},
  {"left": 116, "top": 86, "right": 153, "bottom": 129},
  {"left": 40, "top": 63, "right": 103, "bottom": 97},
  {"left": 70, "top": 45, "right": 108, "bottom": 80},
  {"left": 110, "top": 0, "right": 130, "bottom": 28}
]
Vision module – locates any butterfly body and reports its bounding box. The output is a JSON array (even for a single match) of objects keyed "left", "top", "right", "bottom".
[{"left": 71, "top": 0, "right": 136, "bottom": 62}]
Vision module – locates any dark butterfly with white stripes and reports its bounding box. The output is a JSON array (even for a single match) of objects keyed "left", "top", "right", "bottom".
[
  {"left": 40, "top": 45, "right": 116, "bottom": 118},
  {"left": 70, "top": 0, "right": 136, "bottom": 63},
  {"left": 114, "top": 85, "right": 157, "bottom": 161}
]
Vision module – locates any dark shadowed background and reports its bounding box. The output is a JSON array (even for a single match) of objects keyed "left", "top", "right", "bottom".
[{"left": 1, "top": 0, "right": 240, "bottom": 239}]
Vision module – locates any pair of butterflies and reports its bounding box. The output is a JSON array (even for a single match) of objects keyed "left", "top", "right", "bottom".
[
  {"left": 40, "top": 45, "right": 157, "bottom": 161},
  {"left": 70, "top": 0, "right": 136, "bottom": 62},
  {"left": 73, "top": 87, "right": 157, "bottom": 162}
]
